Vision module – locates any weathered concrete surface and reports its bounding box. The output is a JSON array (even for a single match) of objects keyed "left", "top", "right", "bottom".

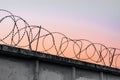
[
  {"left": 0, "top": 44, "right": 120, "bottom": 80},
  {"left": 76, "top": 68, "right": 100, "bottom": 80},
  {"left": 0, "top": 57, "right": 35, "bottom": 80},
  {"left": 39, "top": 62, "right": 72, "bottom": 80},
  {"left": 103, "top": 73, "right": 120, "bottom": 80}
]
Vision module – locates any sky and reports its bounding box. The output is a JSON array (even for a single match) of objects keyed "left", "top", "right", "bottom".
[{"left": 0, "top": 0, "right": 120, "bottom": 48}]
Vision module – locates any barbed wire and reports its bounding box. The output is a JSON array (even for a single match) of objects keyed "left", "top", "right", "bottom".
[{"left": 0, "top": 9, "right": 120, "bottom": 68}]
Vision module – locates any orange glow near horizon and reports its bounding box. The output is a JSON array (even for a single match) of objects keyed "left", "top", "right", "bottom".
[{"left": 0, "top": 0, "right": 120, "bottom": 69}]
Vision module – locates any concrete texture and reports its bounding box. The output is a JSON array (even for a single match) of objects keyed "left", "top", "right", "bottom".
[
  {"left": 103, "top": 73, "right": 120, "bottom": 80},
  {"left": 0, "top": 57, "right": 35, "bottom": 80},
  {"left": 39, "top": 62, "right": 72, "bottom": 80},
  {"left": 76, "top": 68, "right": 100, "bottom": 80},
  {"left": 0, "top": 44, "right": 120, "bottom": 80}
]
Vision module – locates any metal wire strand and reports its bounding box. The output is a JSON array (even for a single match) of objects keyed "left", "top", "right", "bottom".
[{"left": 0, "top": 9, "right": 120, "bottom": 68}]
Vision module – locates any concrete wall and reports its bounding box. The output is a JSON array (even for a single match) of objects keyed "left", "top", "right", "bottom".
[
  {"left": 0, "top": 56, "right": 35, "bottom": 80},
  {"left": 0, "top": 45, "right": 120, "bottom": 80},
  {"left": 39, "top": 62, "right": 72, "bottom": 80},
  {"left": 76, "top": 68, "right": 100, "bottom": 80}
]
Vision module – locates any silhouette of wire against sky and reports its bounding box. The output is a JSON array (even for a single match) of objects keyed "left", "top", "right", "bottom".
[{"left": 0, "top": 9, "right": 120, "bottom": 69}]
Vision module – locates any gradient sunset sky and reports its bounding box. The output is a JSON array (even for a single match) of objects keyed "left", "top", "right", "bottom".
[{"left": 0, "top": 0, "right": 120, "bottom": 48}]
